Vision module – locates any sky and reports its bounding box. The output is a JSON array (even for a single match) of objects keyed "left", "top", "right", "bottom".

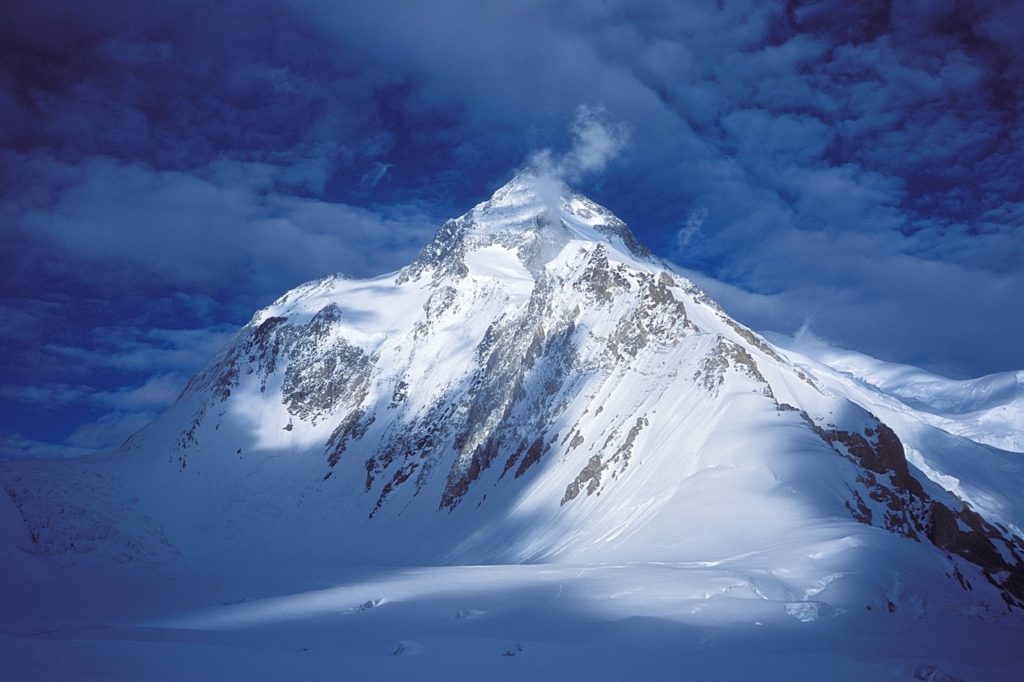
[{"left": 1, "top": 0, "right": 1021, "bottom": 459}]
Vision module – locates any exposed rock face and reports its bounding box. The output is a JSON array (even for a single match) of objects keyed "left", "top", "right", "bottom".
[
  {"left": 562, "top": 454, "right": 605, "bottom": 505},
  {"left": 695, "top": 338, "right": 772, "bottom": 397},
  {"left": 397, "top": 217, "right": 470, "bottom": 285},
  {"left": 797, "top": 411, "right": 1024, "bottom": 607},
  {"left": 561, "top": 416, "right": 648, "bottom": 506},
  {"left": 606, "top": 273, "right": 693, "bottom": 361},
  {"left": 927, "top": 503, "right": 1024, "bottom": 607},
  {"left": 282, "top": 304, "right": 375, "bottom": 424}
]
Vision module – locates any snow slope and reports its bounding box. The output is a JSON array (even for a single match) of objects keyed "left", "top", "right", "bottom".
[
  {"left": 3, "top": 561, "right": 1023, "bottom": 682},
  {"left": 770, "top": 332, "right": 1024, "bottom": 453},
  {"left": 2, "top": 169, "right": 1023, "bottom": 680},
  {"left": 766, "top": 332, "right": 1024, "bottom": 539}
]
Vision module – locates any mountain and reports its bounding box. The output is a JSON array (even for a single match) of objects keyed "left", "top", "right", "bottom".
[
  {"left": 766, "top": 334, "right": 1024, "bottom": 454},
  {"left": 3, "top": 170, "right": 1024, "bottom": 679}
]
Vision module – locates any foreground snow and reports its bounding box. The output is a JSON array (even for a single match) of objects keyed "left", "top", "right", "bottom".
[{"left": 3, "top": 558, "right": 1023, "bottom": 681}]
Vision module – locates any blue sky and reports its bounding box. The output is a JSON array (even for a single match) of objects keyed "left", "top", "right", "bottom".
[{"left": 1, "top": 0, "right": 1022, "bottom": 458}]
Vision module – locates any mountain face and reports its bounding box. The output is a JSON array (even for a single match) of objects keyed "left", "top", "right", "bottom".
[{"left": 4, "top": 171, "right": 1024, "bottom": 615}]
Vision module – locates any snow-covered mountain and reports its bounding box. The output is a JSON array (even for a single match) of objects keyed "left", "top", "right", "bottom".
[
  {"left": 2, "top": 170, "right": 1024, "bottom": 679},
  {"left": 768, "top": 333, "right": 1024, "bottom": 454}
]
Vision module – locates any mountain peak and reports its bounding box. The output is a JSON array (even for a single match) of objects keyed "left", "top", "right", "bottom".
[
  {"left": 480, "top": 168, "right": 655, "bottom": 260},
  {"left": 484, "top": 166, "right": 569, "bottom": 211},
  {"left": 401, "top": 169, "right": 655, "bottom": 283}
]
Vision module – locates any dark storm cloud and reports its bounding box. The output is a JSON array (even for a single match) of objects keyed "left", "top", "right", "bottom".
[{"left": 1, "top": 0, "right": 1022, "bottom": 457}]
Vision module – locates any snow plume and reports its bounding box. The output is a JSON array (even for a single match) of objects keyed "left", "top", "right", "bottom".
[
  {"left": 676, "top": 207, "right": 708, "bottom": 251},
  {"left": 561, "top": 105, "right": 631, "bottom": 180},
  {"left": 526, "top": 105, "right": 630, "bottom": 211},
  {"left": 791, "top": 321, "right": 833, "bottom": 355},
  {"left": 531, "top": 106, "right": 630, "bottom": 182}
]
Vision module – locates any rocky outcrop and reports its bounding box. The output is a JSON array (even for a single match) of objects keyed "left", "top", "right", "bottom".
[
  {"left": 561, "top": 416, "right": 649, "bottom": 505},
  {"left": 440, "top": 280, "right": 580, "bottom": 510},
  {"left": 927, "top": 501, "right": 1024, "bottom": 608},
  {"left": 397, "top": 217, "right": 470, "bottom": 284},
  {"left": 695, "top": 337, "right": 773, "bottom": 398},
  {"left": 573, "top": 245, "right": 629, "bottom": 302},
  {"left": 282, "top": 305, "right": 374, "bottom": 425},
  {"left": 605, "top": 272, "right": 693, "bottom": 361},
  {"left": 798, "top": 410, "right": 1024, "bottom": 607},
  {"left": 562, "top": 455, "right": 605, "bottom": 505}
]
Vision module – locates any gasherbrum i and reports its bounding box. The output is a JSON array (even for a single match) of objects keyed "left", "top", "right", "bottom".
[{"left": 5, "top": 169, "right": 1023, "bottom": 616}]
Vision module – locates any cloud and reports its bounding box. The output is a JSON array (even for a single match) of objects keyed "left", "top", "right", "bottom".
[
  {"left": 677, "top": 246, "right": 1024, "bottom": 378},
  {"left": 515, "top": 105, "right": 631, "bottom": 220},
  {"left": 0, "top": 321, "right": 233, "bottom": 458},
  {"left": 0, "top": 374, "right": 185, "bottom": 413},
  {"left": 788, "top": 321, "right": 833, "bottom": 356},
  {"left": 359, "top": 161, "right": 393, "bottom": 188},
  {"left": 95, "top": 374, "right": 187, "bottom": 411},
  {"left": 524, "top": 105, "right": 631, "bottom": 207},
  {"left": 0, "top": 433, "right": 95, "bottom": 460},
  {"left": 97, "top": 38, "right": 175, "bottom": 66},
  {"left": 2, "top": 0, "right": 1023, "bottom": 458},
  {"left": 0, "top": 383, "right": 92, "bottom": 409},
  {"left": 3, "top": 152, "right": 439, "bottom": 288},
  {"left": 43, "top": 325, "right": 237, "bottom": 374},
  {"left": 561, "top": 105, "right": 631, "bottom": 180},
  {"left": 65, "top": 411, "right": 157, "bottom": 450}
]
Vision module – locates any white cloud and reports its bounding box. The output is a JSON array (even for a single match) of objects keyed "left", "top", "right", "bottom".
[
  {"left": 0, "top": 433, "right": 95, "bottom": 460},
  {"left": 5, "top": 152, "right": 438, "bottom": 286},
  {"left": 95, "top": 373, "right": 187, "bottom": 411},
  {"left": 65, "top": 411, "right": 157, "bottom": 450}
]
